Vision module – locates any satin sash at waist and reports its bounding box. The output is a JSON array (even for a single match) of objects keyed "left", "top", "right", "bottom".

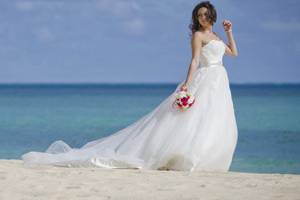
[{"left": 200, "top": 61, "right": 223, "bottom": 68}]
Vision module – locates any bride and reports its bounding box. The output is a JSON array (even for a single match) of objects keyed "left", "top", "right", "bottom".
[{"left": 22, "top": 1, "right": 239, "bottom": 172}]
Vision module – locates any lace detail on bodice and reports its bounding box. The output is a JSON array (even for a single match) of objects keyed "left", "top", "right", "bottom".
[{"left": 199, "top": 40, "right": 225, "bottom": 68}]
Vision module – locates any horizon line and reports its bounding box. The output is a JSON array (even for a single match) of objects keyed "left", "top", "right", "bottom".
[{"left": 0, "top": 82, "right": 300, "bottom": 86}]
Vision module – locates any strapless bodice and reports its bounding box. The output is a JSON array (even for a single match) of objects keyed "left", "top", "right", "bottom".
[{"left": 199, "top": 39, "right": 225, "bottom": 68}]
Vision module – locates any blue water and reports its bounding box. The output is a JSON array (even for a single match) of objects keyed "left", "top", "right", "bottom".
[{"left": 0, "top": 83, "right": 300, "bottom": 174}]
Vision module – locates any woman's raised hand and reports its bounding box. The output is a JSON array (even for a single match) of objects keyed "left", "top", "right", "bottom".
[{"left": 222, "top": 19, "right": 232, "bottom": 32}]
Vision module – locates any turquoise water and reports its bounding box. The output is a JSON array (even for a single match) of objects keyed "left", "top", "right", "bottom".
[{"left": 0, "top": 84, "right": 299, "bottom": 174}]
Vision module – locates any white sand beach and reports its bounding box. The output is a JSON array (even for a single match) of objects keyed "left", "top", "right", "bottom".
[{"left": 1, "top": 159, "right": 300, "bottom": 200}]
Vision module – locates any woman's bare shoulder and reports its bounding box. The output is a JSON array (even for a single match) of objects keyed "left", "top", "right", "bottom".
[
  {"left": 191, "top": 31, "right": 204, "bottom": 42},
  {"left": 193, "top": 31, "right": 204, "bottom": 37}
]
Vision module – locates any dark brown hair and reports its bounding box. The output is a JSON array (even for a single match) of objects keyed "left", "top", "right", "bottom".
[{"left": 189, "top": 1, "right": 217, "bottom": 35}]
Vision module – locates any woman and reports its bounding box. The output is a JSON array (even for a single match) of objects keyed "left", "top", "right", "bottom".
[{"left": 22, "top": 1, "right": 238, "bottom": 172}]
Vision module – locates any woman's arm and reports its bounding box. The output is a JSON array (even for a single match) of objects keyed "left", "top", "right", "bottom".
[
  {"left": 223, "top": 20, "right": 238, "bottom": 57},
  {"left": 181, "top": 32, "right": 203, "bottom": 90}
]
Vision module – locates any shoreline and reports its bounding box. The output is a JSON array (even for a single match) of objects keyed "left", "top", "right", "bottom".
[{"left": 1, "top": 159, "right": 300, "bottom": 200}]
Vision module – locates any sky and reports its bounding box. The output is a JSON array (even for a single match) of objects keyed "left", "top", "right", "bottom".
[{"left": 0, "top": 0, "right": 300, "bottom": 84}]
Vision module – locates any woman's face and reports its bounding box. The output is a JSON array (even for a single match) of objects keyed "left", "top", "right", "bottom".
[{"left": 197, "top": 7, "right": 210, "bottom": 27}]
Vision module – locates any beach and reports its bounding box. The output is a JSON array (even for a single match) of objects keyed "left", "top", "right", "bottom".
[{"left": 1, "top": 159, "right": 299, "bottom": 200}]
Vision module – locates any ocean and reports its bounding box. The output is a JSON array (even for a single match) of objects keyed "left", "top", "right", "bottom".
[{"left": 0, "top": 83, "right": 299, "bottom": 174}]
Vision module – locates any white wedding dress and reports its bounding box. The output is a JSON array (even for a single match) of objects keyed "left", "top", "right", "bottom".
[{"left": 21, "top": 39, "right": 238, "bottom": 172}]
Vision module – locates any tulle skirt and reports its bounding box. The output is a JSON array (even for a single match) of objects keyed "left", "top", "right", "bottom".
[{"left": 21, "top": 65, "right": 238, "bottom": 172}]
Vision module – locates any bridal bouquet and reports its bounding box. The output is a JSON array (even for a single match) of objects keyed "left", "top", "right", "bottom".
[{"left": 172, "top": 87, "right": 195, "bottom": 111}]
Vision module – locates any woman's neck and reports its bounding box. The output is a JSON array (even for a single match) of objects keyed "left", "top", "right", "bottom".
[{"left": 202, "top": 26, "right": 213, "bottom": 33}]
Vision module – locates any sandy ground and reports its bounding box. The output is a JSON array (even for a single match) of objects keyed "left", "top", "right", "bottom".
[{"left": 1, "top": 159, "right": 300, "bottom": 200}]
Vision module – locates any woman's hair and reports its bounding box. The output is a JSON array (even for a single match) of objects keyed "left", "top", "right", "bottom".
[{"left": 189, "top": 1, "right": 217, "bottom": 35}]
